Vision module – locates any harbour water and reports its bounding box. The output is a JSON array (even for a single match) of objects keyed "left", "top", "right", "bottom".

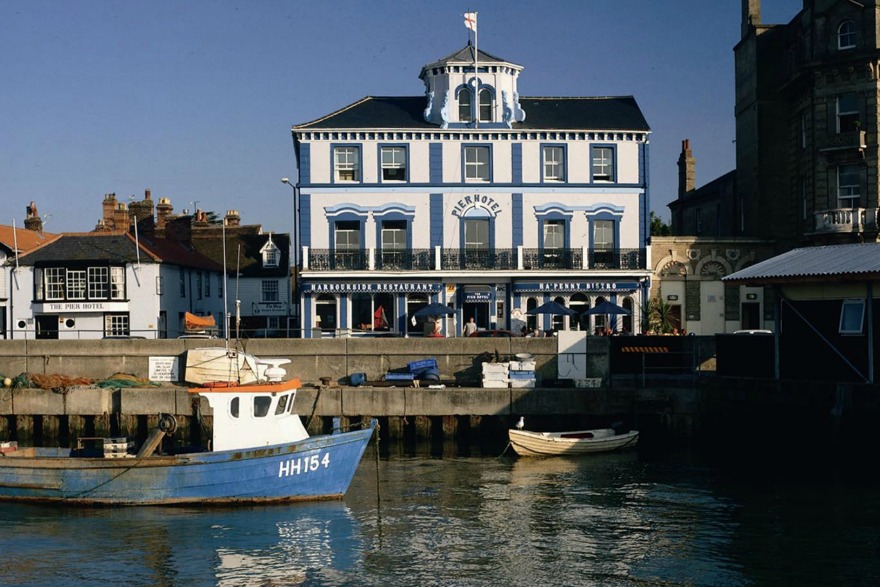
[{"left": 2, "top": 441, "right": 878, "bottom": 587}]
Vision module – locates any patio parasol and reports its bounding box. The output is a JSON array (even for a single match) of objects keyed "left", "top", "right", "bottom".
[
  {"left": 526, "top": 300, "right": 578, "bottom": 317},
  {"left": 413, "top": 303, "right": 455, "bottom": 318},
  {"left": 582, "top": 300, "right": 631, "bottom": 317}
]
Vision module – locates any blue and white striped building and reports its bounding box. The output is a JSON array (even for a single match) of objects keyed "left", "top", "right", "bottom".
[{"left": 291, "top": 45, "right": 652, "bottom": 337}]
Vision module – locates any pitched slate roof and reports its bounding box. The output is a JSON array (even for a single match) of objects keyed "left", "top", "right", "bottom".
[
  {"left": 16, "top": 233, "right": 142, "bottom": 264},
  {"left": 192, "top": 231, "right": 291, "bottom": 278},
  {"left": 420, "top": 45, "right": 515, "bottom": 71},
  {"left": 723, "top": 243, "right": 880, "bottom": 284},
  {"left": 294, "top": 95, "right": 649, "bottom": 132},
  {"left": 15, "top": 232, "right": 221, "bottom": 271}
]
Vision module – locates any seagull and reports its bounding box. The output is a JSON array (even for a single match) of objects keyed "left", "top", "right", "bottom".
[{"left": 515, "top": 416, "right": 525, "bottom": 430}]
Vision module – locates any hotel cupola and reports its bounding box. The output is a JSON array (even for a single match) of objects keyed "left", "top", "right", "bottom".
[{"left": 419, "top": 43, "right": 526, "bottom": 128}]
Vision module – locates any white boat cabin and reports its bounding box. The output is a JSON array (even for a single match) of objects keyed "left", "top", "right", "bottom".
[{"left": 195, "top": 382, "right": 309, "bottom": 452}]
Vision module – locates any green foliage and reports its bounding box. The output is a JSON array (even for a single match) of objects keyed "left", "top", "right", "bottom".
[
  {"left": 645, "top": 297, "right": 679, "bottom": 334},
  {"left": 650, "top": 211, "right": 671, "bottom": 236}
]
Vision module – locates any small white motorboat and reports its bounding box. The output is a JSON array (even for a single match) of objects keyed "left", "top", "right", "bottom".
[{"left": 508, "top": 426, "right": 639, "bottom": 457}]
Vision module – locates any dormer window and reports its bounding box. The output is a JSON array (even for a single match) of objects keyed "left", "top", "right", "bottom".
[
  {"left": 838, "top": 20, "right": 856, "bottom": 50},
  {"left": 262, "top": 238, "right": 280, "bottom": 267}
]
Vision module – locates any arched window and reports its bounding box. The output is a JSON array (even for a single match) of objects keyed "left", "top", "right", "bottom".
[
  {"left": 622, "top": 297, "right": 634, "bottom": 334},
  {"left": 526, "top": 297, "right": 538, "bottom": 331},
  {"left": 551, "top": 296, "right": 567, "bottom": 332},
  {"left": 458, "top": 88, "right": 472, "bottom": 122},
  {"left": 570, "top": 293, "right": 589, "bottom": 331},
  {"left": 838, "top": 20, "right": 856, "bottom": 50},
  {"left": 478, "top": 88, "right": 492, "bottom": 122}
]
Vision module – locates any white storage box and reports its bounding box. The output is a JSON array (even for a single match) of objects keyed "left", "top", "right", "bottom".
[
  {"left": 481, "top": 363, "right": 508, "bottom": 374},
  {"left": 482, "top": 379, "right": 509, "bottom": 388},
  {"left": 482, "top": 372, "right": 509, "bottom": 382},
  {"left": 509, "top": 379, "right": 536, "bottom": 388}
]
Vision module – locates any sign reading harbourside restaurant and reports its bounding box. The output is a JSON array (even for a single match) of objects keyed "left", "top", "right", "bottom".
[
  {"left": 513, "top": 282, "right": 641, "bottom": 294},
  {"left": 303, "top": 282, "right": 444, "bottom": 294}
]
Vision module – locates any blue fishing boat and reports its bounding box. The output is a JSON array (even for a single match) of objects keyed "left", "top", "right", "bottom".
[{"left": 0, "top": 377, "right": 377, "bottom": 505}]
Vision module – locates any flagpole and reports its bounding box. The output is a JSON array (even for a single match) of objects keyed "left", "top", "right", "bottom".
[{"left": 474, "top": 12, "right": 479, "bottom": 129}]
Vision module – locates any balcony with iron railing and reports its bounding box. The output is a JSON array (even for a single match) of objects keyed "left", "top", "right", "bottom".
[
  {"left": 812, "top": 207, "right": 879, "bottom": 235},
  {"left": 818, "top": 130, "right": 867, "bottom": 153},
  {"left": 302, "top": 246, "right": 646, "bottom": 272}
]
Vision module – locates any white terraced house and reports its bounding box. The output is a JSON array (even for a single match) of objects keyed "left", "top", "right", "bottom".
[{"left": 290, "top": 44, "right": 652, "bottom": 338}]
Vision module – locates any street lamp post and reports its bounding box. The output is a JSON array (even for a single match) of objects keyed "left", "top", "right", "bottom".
[
  {"left": 281, "top": 178, "right": 300, "bottom": 337},
  {"left": 281, "top": 177, "right": 298, "bottom": 266}
]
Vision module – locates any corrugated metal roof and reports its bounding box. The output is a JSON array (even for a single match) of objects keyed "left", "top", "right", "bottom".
[{"left": 723, "top": 243, "right": 880, "bottom": 284}]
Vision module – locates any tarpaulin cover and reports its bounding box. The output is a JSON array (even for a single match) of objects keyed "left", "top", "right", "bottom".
[{"left": 185, "top": 312, "right": 216, "bottom": 331}]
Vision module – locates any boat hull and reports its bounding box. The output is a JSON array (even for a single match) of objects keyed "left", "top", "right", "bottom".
[
  {"left": 508, "top": 428, "right": 639, "bottom": 457},
  {"left": 0, "top": 421, "right": 376, "bottom": 505}
]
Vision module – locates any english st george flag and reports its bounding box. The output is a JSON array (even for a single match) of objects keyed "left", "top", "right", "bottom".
[{"left": 464, "top": 12, "right": 477, "bottom": 32}]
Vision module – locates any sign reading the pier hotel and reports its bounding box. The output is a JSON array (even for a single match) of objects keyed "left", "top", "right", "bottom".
[{"left": 37, "top": 302, "right": 129, "bottom": 313}]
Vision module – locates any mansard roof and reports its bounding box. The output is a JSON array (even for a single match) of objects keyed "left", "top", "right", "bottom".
[{"left": 293, "top": 95, "right": 650, "bottom": 132}]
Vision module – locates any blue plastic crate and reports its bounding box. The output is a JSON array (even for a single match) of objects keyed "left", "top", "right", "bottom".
[
  {"left": 508, "top": 370, "right": 536, "bottom": 380},
  {"left": 385, "top": 372, "right": 415, "bottom": 381},
  {"left": 407, "top": 358, "right": 438, "bottom": 372}
]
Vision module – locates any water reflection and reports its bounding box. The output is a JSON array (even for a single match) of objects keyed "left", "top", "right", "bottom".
[
  {"left": 2, "top": 448, "right": 879, "bottom": 586},
  {"left": 0, "top": 501, "right": 361, "bottom": 586}
]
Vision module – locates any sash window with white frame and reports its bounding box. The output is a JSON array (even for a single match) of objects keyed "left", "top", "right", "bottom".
[
  {"left": 464, "top": 146, "right": 490, "bottom": 182},
  {"left": 381, "top": 220, "right": 407, "bottom": 268},
  {"left": 592, "top": 147, "right": 614, "bottom": 182},
  {"left": 334, "top": 146, "right": 360, "bottom": 182},
  {"left": 838, "top": 164, "right": 860, "bottom": 208},
  {"left": 543, "top": 220, "right": 564, "bottom": 266},
  {"left": 543, "top": 146, "right": 565, "bottom": 182},
  {"left": 837, "top": 93, "right": 859, "bottom": 133},
  {"left": 381, "top": 146, "right": 407, "bottom": 181}
]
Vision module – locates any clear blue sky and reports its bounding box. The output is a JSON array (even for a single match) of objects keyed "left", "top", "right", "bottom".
[{"left": 1, "top": 0, "right": 802, "bottom": 235}]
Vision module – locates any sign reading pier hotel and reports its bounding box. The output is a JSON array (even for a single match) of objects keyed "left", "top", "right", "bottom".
[{"left": 37, "top": 302, "right": 129, "bottom": 312}]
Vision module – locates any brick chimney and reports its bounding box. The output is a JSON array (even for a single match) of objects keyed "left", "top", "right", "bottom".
[
  {"left": 677, "top": 139, "right": 696, "bottom": 198},
  {"left": 156, "top": 197, "right": 173, "bottom": 231},
  {"left": 102, "top": 193, "right": 118, "bottom": 226},
  {"left": 129, "top": 189, "right": 155, "bottom": 230},
  {"left": 224, "top": 209, "right": 241, "bottom": 227},
  {"left": 24, "top": 201, "right": 43, "bottom": 232}
]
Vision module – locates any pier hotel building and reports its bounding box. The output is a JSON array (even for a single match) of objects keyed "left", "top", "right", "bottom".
[{"left": 290, "top": 44, "right": 652, "bottom": 337}]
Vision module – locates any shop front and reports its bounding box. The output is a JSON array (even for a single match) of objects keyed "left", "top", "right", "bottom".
[{"left": 301, "top": 281, "right": 445, "bottom": 338}]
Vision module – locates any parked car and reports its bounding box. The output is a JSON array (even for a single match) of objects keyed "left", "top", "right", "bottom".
[{"left": 468, "top": 329, "right": 520, "bottom": 338}]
